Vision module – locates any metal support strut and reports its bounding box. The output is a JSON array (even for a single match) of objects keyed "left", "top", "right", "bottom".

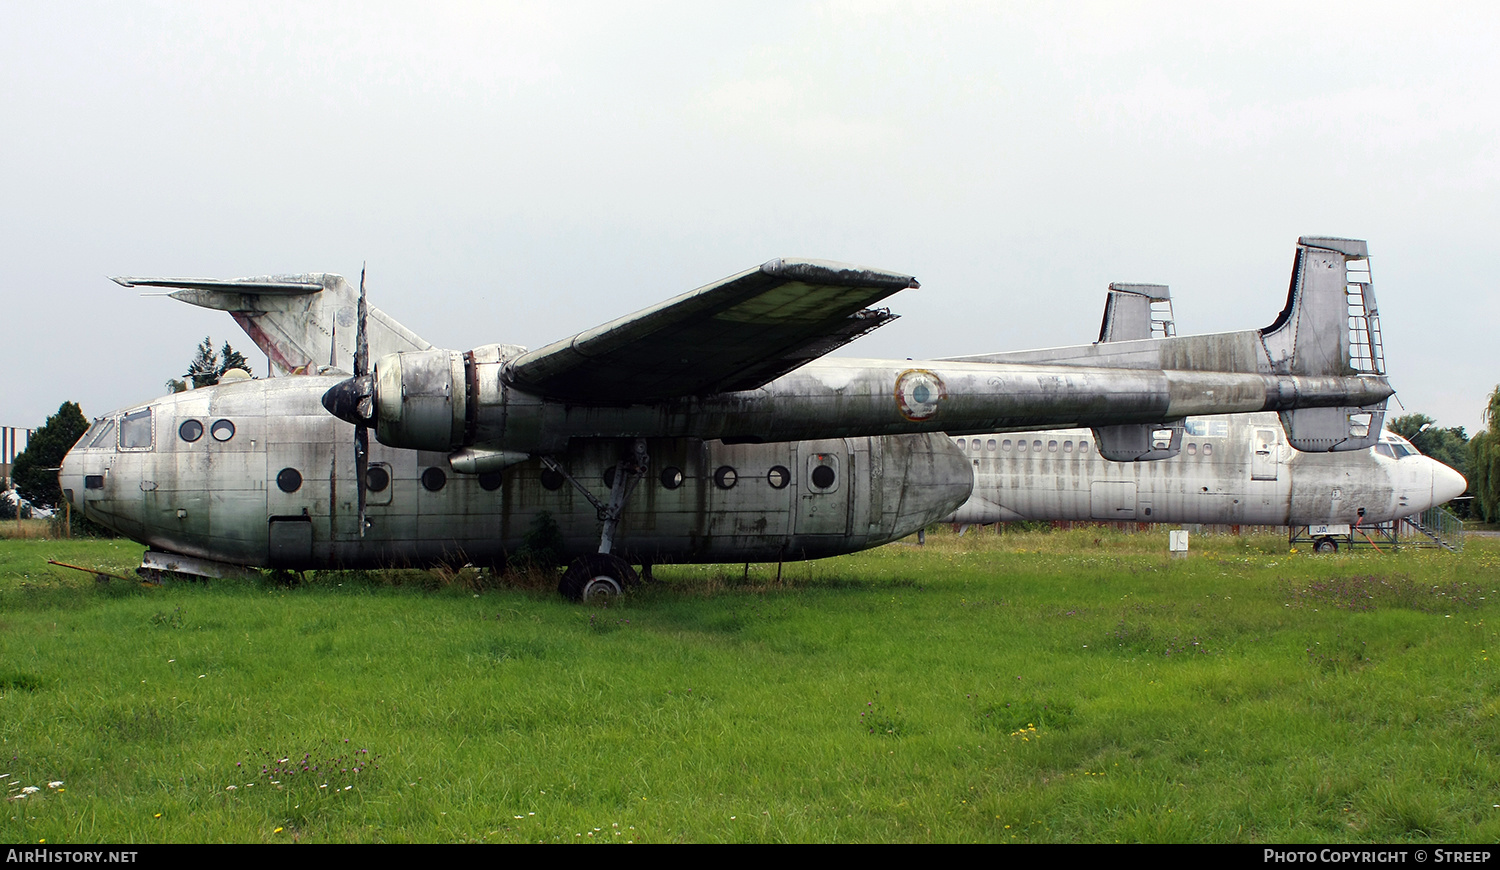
[{"left": 538, "top": 438, "right": 650, "bottom": 555}]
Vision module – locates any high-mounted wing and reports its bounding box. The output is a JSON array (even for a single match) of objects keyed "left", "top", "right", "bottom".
[{"left": 508, "top": 259, "right": 917, "bottom": 404}]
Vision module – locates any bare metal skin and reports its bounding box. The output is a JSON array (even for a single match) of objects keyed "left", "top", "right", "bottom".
[
  {"left": 946, "top": 414, "right": 1465, "bottom": 527},
  {"left": 87, "top": 236, "right": 1397, "bottom": 595},
  {"left": 60, "top": 375, "right": 972, "bottom": 571}
]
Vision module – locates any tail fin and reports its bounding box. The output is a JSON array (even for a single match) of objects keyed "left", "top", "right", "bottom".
[
  {"left": 1261, "top": 237, "right": 1387, "bottom": 451},
  {"left": 1093, "top": 283, "right": 1183, "bottom": 461},
  {"left": 112, "top": 274, "right": 433, "bottom": 375},
  {"left": 939, "top": 236, "right": 1393, "bottom": 454},
  {"left": 1097, "top": 283, "right": 1175, "bottom": 343}
]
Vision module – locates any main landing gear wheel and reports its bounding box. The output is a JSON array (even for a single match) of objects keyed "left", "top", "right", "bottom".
[
  {"left": 559, "top": 554, "right": 639, "bottom": 603},
  {"left": 1313, "top": 537, "right": 1338, "bottom": 554}
]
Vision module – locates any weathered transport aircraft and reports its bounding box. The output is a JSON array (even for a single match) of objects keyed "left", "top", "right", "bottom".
[
  {"left": 944, "top": 276, "right": 1465, "bottom": 549},
  {"left": 946, "top": 417, "right": 1466, "bottom": 548},
  {"left": 65, "top": 237, "right": 1394, "bottom": 600}
]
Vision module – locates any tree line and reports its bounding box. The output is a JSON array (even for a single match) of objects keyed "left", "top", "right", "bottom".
[{"left": 1467, "top": 387, "right": 1500, "bottom": 523}]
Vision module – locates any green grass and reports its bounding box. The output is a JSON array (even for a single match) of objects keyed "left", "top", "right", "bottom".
[{"left": 2, "top": 528, "right": 1498, "bottom": 843}]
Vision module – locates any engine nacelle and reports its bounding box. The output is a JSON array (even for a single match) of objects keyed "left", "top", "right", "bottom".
[{"left": 372, "top": 349, "right": 468, "bottom": 451}]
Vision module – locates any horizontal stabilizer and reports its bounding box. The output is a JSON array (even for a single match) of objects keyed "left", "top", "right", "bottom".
[
  {"left": 111, "top": 276, "right": 324, "bottom": 295},
  {"left": 126, "top": 272, "right": 433, "bottom": 376}
]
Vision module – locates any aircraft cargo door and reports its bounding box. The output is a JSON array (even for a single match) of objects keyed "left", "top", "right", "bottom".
[
  {"left": 796, "top": 441, "right": 850, "bottom": 535},
  {"left": 1252, "top": 429, "right": 1279, "bottom": 481},
  {"left": 1090, "top": 481, "right": 1137, "bottom": 520}
]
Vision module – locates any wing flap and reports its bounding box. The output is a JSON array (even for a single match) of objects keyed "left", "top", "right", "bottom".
[{"left": 510, "top": 259, "right": 916, "bottom": 402}]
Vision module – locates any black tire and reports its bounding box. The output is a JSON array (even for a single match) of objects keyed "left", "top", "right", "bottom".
[
  {"left": 559, "top": 554, "right": 638, "bottom": 603},
  {"left": 1313, "top": 537, "right": 1338, "bottom": 555}
]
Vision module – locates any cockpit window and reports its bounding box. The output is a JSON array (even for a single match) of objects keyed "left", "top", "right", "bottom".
[
  {"left": 85, "top": 418, "right": 115, "bottom": 449},
  {"left": 119, "top": 408, "right": 153, "bottom": 450},
  {"left": 1377, "top": 432, "right": 1419, "bottom": 459}
]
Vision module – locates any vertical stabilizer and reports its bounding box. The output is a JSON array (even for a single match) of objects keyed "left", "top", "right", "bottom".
[
  {"left": 1097, "top": 283, "right": 1174, "bottom": 343},
  {"left": 1093, "top": 283, "right": 1183, "bottom": 460},
  {"left": 1261, "top": 237, "right": 1387, "bottom": 451}
]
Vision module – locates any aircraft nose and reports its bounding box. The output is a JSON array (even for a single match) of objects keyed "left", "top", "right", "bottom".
[
  {"left": 1431, "top": 461, "right": 1467, "bottom": 507},
  {"left": 58, "top": 446, "right": 84, "bottom": 513}
]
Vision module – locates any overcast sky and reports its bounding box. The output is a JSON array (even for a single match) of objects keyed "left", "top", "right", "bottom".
[{"left": 3, "top": 1, "right": 1497, "bottom": 442}]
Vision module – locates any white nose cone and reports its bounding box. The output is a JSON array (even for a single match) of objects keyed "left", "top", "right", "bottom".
[{"left": 1432, "top": 462, "right": 1467, "bottom": 507}]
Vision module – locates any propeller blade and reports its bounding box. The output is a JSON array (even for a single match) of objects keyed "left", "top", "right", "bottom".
[
  {"left": 354, "top": 264, "right": 369, "bottom": 378},
  {"left": 354, "top": 264, "right": 371, "bottom": 536},
  {"left": 355, "top": 424, "right": 369, "bottom": 537}
]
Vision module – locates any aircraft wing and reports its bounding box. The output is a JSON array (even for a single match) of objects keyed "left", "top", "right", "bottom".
[{"left": 508, "top": 258, "right": 917, "bottom": 403}]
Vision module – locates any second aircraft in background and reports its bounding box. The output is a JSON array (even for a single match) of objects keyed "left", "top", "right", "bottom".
[{"left": 945, "top": 282, "right": 1466, "bottom": 544}]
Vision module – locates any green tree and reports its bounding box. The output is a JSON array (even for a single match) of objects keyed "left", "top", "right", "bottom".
[
  {"left": 1470, "top": 387, "right": 1500, "bottom": 523},
  {"left": 1388, "top": 412, "right": 1470, "bottom": 476},
  {"left": 11, "top": 402, "right": 89, "bottom": 509},
  {"left": 172, "top": 337, "right": 254, "bottom": 392},
  {"left": 185, "top": 337, "right": 220, "bottom": 389},
  {"left": 218, "top": 341, "right": 251, "bottom": 378}
]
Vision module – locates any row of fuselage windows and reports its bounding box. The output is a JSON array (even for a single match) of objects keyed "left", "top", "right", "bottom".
[
  {"left": 80, "top": 411, "right": 238, "bottom": 451},
  {"left": 543, "top": 463, "right": 831, "bottom": 492},
  {"left": 91, "top": 411, "right": 840, "bottom": 494},
  {"left": 269, "top": 462, "right": 835, "bottom": 497},
  {"left": 954, "top": 437, "right": 1218, "bottom": 457},
  {"left": 956, "top": 437, "right": 1090, "bottom": 455},
  {"left": 275, "top": 464, "right": 457, "bottom": 495}
]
